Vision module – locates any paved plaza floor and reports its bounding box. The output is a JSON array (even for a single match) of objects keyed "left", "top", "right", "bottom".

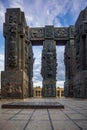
[{"left": 0, "top": 98, "right": 87, "bottom": 130}]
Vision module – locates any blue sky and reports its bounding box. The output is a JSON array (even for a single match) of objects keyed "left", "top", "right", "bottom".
[{"left": 0, "top": 0, "right": 87, "bottom": 88}]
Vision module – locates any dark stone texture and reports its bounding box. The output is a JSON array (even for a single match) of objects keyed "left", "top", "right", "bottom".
[
  {"left": 1, "top": 8, "right": 34, "bottom": 99},
  {"left": 73, "top": 7, "right": 87, "bottom": 98},
  {"left": 64, "top": 26, "right": 76, "bottom": 97},
  {"left": 41, "top": 40, "right": 57, "bottom": 97},
  {"left": 2, "top": 102, "right": 64, "bottom": 109},
  {"left": 1, "top": 7, "right": 87, "bottom": 99},
  {"left": 1, "top": 70, "right": 28, "bottom": 98}
]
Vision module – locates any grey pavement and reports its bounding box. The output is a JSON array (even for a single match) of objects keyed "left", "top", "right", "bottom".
[{"left": 0, "top": 98, "right": 87, "bottom": 130}]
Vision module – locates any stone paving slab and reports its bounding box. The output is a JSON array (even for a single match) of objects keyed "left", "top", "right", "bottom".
[
  {"left": 52, "top": 120, "right": 80, "bottom": 130},
  {"left": 74, "top": 120, "right": 87, "bottom": 129},
  {"left": 0, "top": 98, "right": 87, "bottom": 130},
  {"left": 25, "top": 120, "right": 51, "bottom": 130}
]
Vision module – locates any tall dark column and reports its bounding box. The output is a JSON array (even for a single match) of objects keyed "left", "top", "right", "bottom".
[
  {"left": 41, "top": 40, "right": 57, "bottom": 97},
  {"left": 64, "top": 26, "right": 76, "bottom": 97},
  {"left": 41, "top": 26, "right": 57, "bottom": 97},
  {"left": 74, "top": 7, "right": 87, "bottom": 98},
  {"left": 1, "top": 8, "right": 33, "bottom": 98},
  {"left": 28, "top": 42, "right": 34, "bottom": 97}
]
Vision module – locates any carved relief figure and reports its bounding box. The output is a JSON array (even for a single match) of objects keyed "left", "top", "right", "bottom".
[
  {"left": 70, "top": 27, "right": 75, "bottom": 37},
  {"left": 45, "top": 28, "right": 53, "bottom": 38},
  {"left": 30, "top": 28, "right": 44, "bottom": 38},
  {"left": 41, "top": 40, "right": 57, "bottom": 97},
  {"left": 25, "top": 41, "right": 29, "bottom": 72},
  {"left": 7, "top": 16, "right": 18, "bottom": 68},
  {"left": 54, "top": 28, "right": 68, "bottom": 38},
  {"left": 9, "top": 13, "right": 17, "bottom": 24}
]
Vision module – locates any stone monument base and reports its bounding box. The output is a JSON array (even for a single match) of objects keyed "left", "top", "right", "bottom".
[
  {"left": 2, "top": 101, "right": 64, "bottom": 109},
  {"left": 1, "top": 70, "right": 29, "bottom": 99}
]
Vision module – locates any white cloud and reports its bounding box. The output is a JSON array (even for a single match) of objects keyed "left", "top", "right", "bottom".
[
  {"left": 8, "top": 0, "right": 24, "bottom": 10},
  {"left": 33, "top": 46, "right": 43, "bottom": 85},
  {"left": 0, "top": 53, "right": 4, "bottom": 70},
  {"left": 56, "top": 81, "right": 64, "bottom": 88},
  {"left": 33, "top": 81, "right": 42, "bottom": 87},
  {"left": 0, "top": 0, "right": 87, "bottom": 29},
  {"left": 56, "top": 46, "right": 65, "bottom": 82},
  {"left": 69, "top": 0, "right": 87, "bottom": 23},
  {"left": 0, "top": 1, "right": 5, "bottom": 31},
  {"left": 0, "top": 54, "right": 4, "bottom": 61},
  {"left": 7, "top": 0, "right": 72, "bottom": 27}
]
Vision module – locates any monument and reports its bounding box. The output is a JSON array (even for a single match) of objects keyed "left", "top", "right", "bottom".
[
  {"left": 1, "top": 7, "right": 87, "bottom": 98},
  {"left": 41, "top": 40, "right": 57, "bottom": 97},
  {"left": 73, "top": 7, "right": 87, "bottom": 98},
  {"left": 1, "top": 8, "right": 34, "bottom": 98}
]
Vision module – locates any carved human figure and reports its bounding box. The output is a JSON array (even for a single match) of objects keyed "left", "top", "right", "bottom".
[{"left": 9, "top": 14, "right": 17, "bottom": 24}]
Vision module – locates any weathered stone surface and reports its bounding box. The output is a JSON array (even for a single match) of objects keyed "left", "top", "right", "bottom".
[
  {"left": 2, "top": 101, "right": 64, "bottom": 109},
  {"left": 1, "top": 70, "right": 28, "bottom": 98},
  {"left": 74, "top": 7, "right": 87, "bottom": 98},
  {"left": 29, "top": 27, "right": 44, "bottom": 40},
  {"left": 45, "top": 26, "right": 54, "bottom": 39},
  {"left": 64, "top": 26, "right": 76, "bottom": 97},
  {"left": 29, "top": 26, "right": 69, "bottom": 42},
  {"left": 74, "top": 71, "right": 87, "bottom": 98},
  {"left": 54, "top": 27, "right": 68, "bottom": 39},
  {"left": 1, "top": 7, "right": 87, "bottom": 99},
  {"left": 28, "top": 42, "right": 34, "bottom": 97},
  {"left": 1, "top": 8, "right": 34, "bottom": 99},
  {"left": 41, "top": 40, "right": 57, "bottom": 97}
]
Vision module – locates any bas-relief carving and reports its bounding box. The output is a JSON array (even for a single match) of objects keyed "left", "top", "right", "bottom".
[
  {"left": 4, "top": 12, "right": 18, "bottom": 68},
  {"left": 2, "top": 9, "right": 30, "bottom": 99},
  {"left": 30, "top": 28, "right": 44, "bottom": 39},
  {"left": 8, "top": 13, "right": 17, "bottom": 24},
  {"left": 2, "top": 82, "right": 22, "bottom": 98},
  {"left": 75, "top": 28, "right": 81, "bottom": 72},
  {"left": 30, "top": 27, "right": 69, "bottom": 40},
  {"left": 25, "top": 41, "right": 29, "bottom": 72},
  {"left": 27, "top": 42, "right": 34, "bottom": 96},
  {"left": 54, "top": 28, "right": 68, "bottom": 38},
  {"left": 7, "top": 25, "right": 17, "bottom": 68},
  {"left": 45, "top": 28, "right": 54, "bottom": 38},
  {"left": 69, "top": 26, "right": 75, "bottom": 38},
  {"left": 41, "top": 40, "right": 57, "bottom": 97}
]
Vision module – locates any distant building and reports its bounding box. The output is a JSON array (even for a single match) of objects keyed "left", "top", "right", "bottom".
[
  {"left": 33, "top": 86, "right": 64, "bottom": 98},
  {"left": 33, "top": 86, "right": 42, "bottom": 98},
  {"left": 56, "top": 87, "right": 64, "bottom": 98}
]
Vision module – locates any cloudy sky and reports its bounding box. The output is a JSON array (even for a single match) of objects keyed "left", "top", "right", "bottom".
[{"left": 0, "top": 0, "right": 87, "bottom": 88}]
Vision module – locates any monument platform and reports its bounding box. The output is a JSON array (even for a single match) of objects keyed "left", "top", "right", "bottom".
[{"left": 2, "top": 101, "right": 64, "bottom": 109}]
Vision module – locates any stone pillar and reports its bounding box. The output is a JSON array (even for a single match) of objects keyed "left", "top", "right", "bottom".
[
  {"left": 28, "top": 42, "right": 34, "bottom": 97},
  {"left": 59, "top": 90, "right": 61, "bottom": 98},
  {"left": 41, "top": 26, "right": 57, "bottom": 97},
  {"left": 41, "top": 40, "right": 57, "bottom": 97},
  {"left": 1, "top": 8, "right": 32, "bottom": 99},
  {"left": 64, "top": 25, "right": 76, "bottom": 97},
  {"left": 74, "top": 7, "right": 87, "bottom": 98},
  {"left": 64, "top": 41, "right": 70, "bottom": 97}
]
